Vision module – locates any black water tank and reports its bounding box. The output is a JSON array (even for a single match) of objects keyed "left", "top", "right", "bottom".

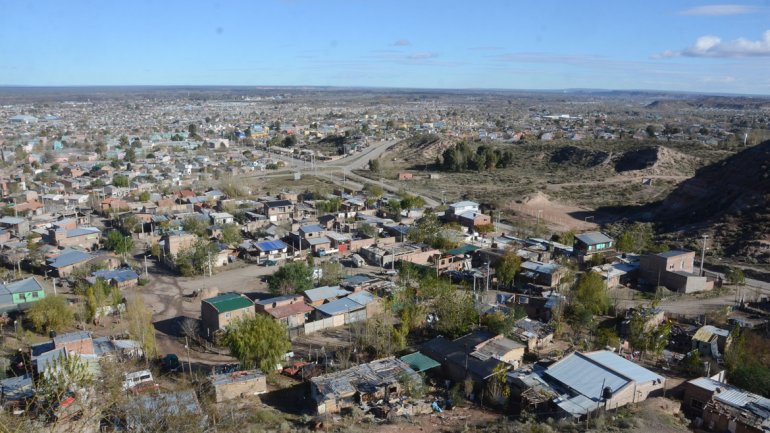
[{"left": 602, "top": 386, "right": 613, "bottom": 400}]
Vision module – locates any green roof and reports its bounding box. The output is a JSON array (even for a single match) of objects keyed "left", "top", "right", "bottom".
[
  {"left": 203, "top": 292, "right": 254, "bottom": 314},
  {"left": 400, "top": 352, "right": 440, "bottom": 372},
  {"left": 446, "top": 244, "right": 480, "bottom": 256}
]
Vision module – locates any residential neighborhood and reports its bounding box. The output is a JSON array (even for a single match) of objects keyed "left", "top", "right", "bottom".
[{"left": 0, "top": 84, "right": 767, "bottom": 433}]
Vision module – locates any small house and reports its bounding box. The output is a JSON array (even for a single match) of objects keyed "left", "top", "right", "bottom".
[
  {"left": 201, "top": 293, "right": 255, "bottom": 337},
  {"left": 207, "top": 370, "right": 267, "bottom": 403}
]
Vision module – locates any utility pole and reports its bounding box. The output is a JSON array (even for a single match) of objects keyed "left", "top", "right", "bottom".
[
  {"left": 486, "top": 261, "right": 490, "bottom": 292},
  {"left": 144, "top": 255, "right": 149, "bottom": 277},
  {"left": 699, "top": 235, "right": 709, "bottom": 276},
  {"left": 185, "top": 336, "right": 193, "bottom": 381}
]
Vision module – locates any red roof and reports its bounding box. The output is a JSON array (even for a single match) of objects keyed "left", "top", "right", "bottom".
[{"left": 266, "top": 302, "right": 314, "bottom": 319}]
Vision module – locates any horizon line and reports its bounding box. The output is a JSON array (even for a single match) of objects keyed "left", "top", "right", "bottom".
[{"left": 0, "top": 84, "right": 767, "bottom": 98}]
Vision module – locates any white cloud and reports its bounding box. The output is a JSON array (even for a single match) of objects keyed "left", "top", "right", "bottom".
[
  {"left": 660, "top": 30, "right": 770, "bottom": 57},
  {"left": 408, "top": 52, "right": 438, "bottom": 60},
  {"left": 679, "top": 4, "right": 759, "bottom": 15},
  {"left": 393, "top": 39, "right": 410, "bottom": 46}
]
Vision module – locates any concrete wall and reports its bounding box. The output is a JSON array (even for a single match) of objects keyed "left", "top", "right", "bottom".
[{"left": 212, "top": 375, "right": 267, "bottom": 403}]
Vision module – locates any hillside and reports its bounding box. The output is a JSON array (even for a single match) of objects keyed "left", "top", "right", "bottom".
[{"left": 651, "top": 140, "right": 770, "bottom": 262}]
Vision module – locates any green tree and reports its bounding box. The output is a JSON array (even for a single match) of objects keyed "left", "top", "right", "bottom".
[
  {"left": 220, "top": 223, "right": 243, "bottom": 246},
  {"left": 725, "top": 267, "right": 746, "bottom": 286},
  {"left": 495, "top": 250, "right": 522, "bottom": 288},
  {"left": 105, "top": 230, "right": 134, "bottom": 259},
  {"left": 574, "top": 271, "right": 609, "bottom": 315},
  {"left": 224, "top": 315, "right": 291, "bottom": 372},
  {"left": 37, "top": 353, "right": 93, "bottom": 405},
  {"left": 27, "top": 295, "right": 74, "bottom": 333},
  {"left": 175, "top": 240, "right": 219, "bottom": 276},
  {"left": 364, "top": 183, "right": 384, "bottom": 198},
  {"left": 434, "top": 289, "right": 478, "bottom": 339},
  {"left": 319, "top": 260, "right": 344, "bottom": 286},
  {"left": 126, "top": 295, "right": 156, "bottom": 358},
  {"left": 138, "top": 191, "right": 151, "bottom": 202},
  {"left": 112, "top": 174, "right": 129, "bottom": 187},
  {"left": 268, "top": 262, "right": 313, "bottom": 294},
  {"left": 182, "top": 215, "right": 209, "bottom": 237},
  {"left": 368, "top": 158, "right": 380, "bottom": 173},
  {"left": 125, "top": 146, "right": 136, "bottom": 163}
]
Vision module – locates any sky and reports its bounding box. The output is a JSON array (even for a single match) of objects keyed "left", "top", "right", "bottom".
[{"left": 1, "top": 0, "right": 770, "bottom": 94}]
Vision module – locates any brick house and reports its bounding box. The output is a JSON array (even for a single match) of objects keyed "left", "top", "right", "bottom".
[{"left": 201, "top": 292, "right": 255, "bottom": 336}]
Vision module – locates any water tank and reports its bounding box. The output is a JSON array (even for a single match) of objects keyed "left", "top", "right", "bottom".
[{"left": 602, "top": 386, "right": 613, "bottom": 400}]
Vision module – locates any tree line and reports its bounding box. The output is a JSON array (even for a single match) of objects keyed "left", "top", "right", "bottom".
[{"left": 439, "top": 141, "right": 514, "bottom": 172}]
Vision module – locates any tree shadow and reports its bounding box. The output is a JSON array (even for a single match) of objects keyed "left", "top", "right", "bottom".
[
  {"left": 259, "top": 382, "right": 313, "bottom": 415},
  {"left": 154, "top": 316, "right": 187, "bottom": 337}
]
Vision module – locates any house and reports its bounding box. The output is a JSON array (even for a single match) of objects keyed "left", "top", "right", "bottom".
[
  {"left": 512, "top": 318, "right": 554, "bottom": 351},
  {"left": 209, "top": 212, "right": 234, "bottom": 225},
  {"left": 48, "top": 226, "right": 101, "bottom": 250},
  {"left": 240, "top": 239, "right": 289, "bottom": 264},
  {"left": 682, "top": 377, "right": 770, "bottom": 433},
  {"left": 573, "top": 232, "right": 614, "bottom": 262},
  {"left": 310, "top": 357, "right": 419, "bottom": 414},
  {"left": 303, "top": 286, "right": 351, "bottom": 306},
  {"left": 87, "top": 268, "right": 140, "bottom": 290},
  {"left": 639, "top": 250, "right": 714, "bottom": 293},
  {"left": 124, "top": 390, "right": 206, "bottom": 431},
  {"left": 163, "top": 231, "right": 198, "bottom": 257},
  {"left": 263, "top": 200, "right": 294, "bottom": 222},
  {"left": 519, "top": 261, "right": 565, "bottom": 288},
  {"left": 255, "top": 294, "right": 314, "bottom": 329},
  {"left": 0, "top": 277, "right": 46, "bottom": 313},
  {"left": 0, "top": 374, "right": 34, "bottom": 409},
  {"left": 456, "top": 211, "right": 492, "bottom": 229},
  {"left": 509, "top": 351, "right": 665, "bottom": 419},
  {"left": 46, "top": 249, "right": 93, "bottom": 277},
  {"left": 446, "top": 201, "right": 479, "bottom": 219},
  {"left": 421, "top": 330, "right": 519, "bottom": 387},
  {"left": 207, "top": 370, "right": 267, "bottom": 403},
  {"left": 314, "top": 297, "right": 368, "bottom": 324},
  {"left": 692, "top": 325, "right": 731, "bottom": 358},
  {"left": 0, "top": 216, "right": 29, "bottom": 236},
  {"left": 201, "top": 292, "right": 255, "bottom": 336}
]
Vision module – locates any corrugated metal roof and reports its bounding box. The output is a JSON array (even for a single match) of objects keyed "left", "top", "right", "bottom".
[
  {"left": 255, "top": 239, "right": 288, "bottom": 252},
  {"left": 0, "top": 277, "right": 44, "bottom": 295},
  {"left": 47, "top": 250, "right": 92, "bottom": 268},
  {"left": 575, "top": 232, "right": 613, "bottom": 245},
  {"left": 544, "top": 352, "right": 630, "bottom": 400},
  {"left": 315, "top": 297, "right": 364, "bottom": 316},
  {"left": 584, "top": 351, "right": 664, "bottom": 384},
  {"left": 203, "top": 292, "right": 254, "bottom": 314},
  {"left": 304, "top": 286, "right": 350, "bottom": 302},
  {"left": 693, "top": 325, "right": 730, "bottom": 342},
  {"left": 400, "top": 352, "right": 440, "bottom": 372},
  {"left": 306, "top": 236, "right": 331, "bottom": 246},
  {"left": 346, "top": 291, "right": 377, "bottom": 306}
]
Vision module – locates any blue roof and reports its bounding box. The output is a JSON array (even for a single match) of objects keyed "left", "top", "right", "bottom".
[
  {"left": 0, "top": 277, "right": 44, "bottom": 295},
  {"left": 315, "top": 297, "right": 365, "bottom": 316},
  {"left": 255, "top": 239, "right": 288, "bottom": 252},
  {"left": 67, "top": 227, "right": 101, "bottom": 237},
  {"left": 346, "top": 291, "right": 377, "bottom": 306},
  {"left": 47, "top": 250, "right": 92, "bottom": 268},
  {"left": 545, "top": 351, "right": 662, "bottom": 401},
  {"left": 91, "top": 268, "right": 139, "bottom": 283},
  {"left": 0, "top": 374, "right": 34, "bottom": 401},
  {"left": 521, "top": 261, "right": 560, "bottom": 275},
  {"left": 304, "top": 286, "right": 350, "bottom": 302},
  {"left": 300, "top": 224, "right": 324, "bottom": 233}
]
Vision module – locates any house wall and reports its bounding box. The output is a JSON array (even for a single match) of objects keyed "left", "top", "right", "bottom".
[
  {"left": 12, "top": 290, "right": 44, "bottom": 304},
  {"left": 604, "top": 379, "right": 664, "bottom": 410},
  {"left": 212, "top": 375, "right": 267, "bottom": 403},
  {"left": 682, "top": 382, "right": 714, "bottom": 418}
]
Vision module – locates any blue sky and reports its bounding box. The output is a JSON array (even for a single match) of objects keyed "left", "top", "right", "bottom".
[{"left": 1, "top": 1, "right": 769, "bottom": 94}]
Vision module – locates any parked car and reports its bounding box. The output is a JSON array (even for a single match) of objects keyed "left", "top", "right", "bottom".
[{"left": 160, "top": 354, "right": 181, "bottom": 373}]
